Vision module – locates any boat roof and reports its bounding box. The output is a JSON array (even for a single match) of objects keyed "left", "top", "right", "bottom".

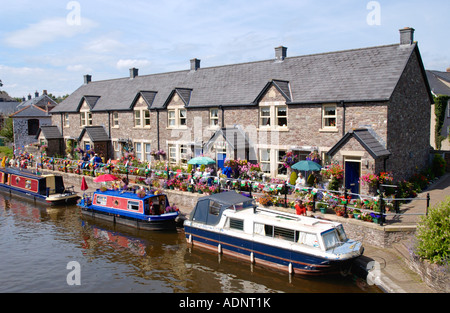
[
  {"left": 225, "top": 205, "right": 341, "bottom": 234},
  {"left": 94, "top": 189, "right": 165, "bottom": 201},
  {"left": 199, "top": 191, "right": 254, "bottom": 206},
  {"left": 0, "top": 168, "right": 45, "bottom": 180}
]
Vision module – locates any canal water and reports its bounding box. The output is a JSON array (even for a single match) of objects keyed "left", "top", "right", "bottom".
[{"left": 0, "top": 194, "right": 381, "bottom": 293}]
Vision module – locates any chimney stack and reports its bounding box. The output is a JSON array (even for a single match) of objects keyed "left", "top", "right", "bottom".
[
  {"left": 43, "top": 90, "right": 47, "bottom": 95},
  {"left": 28, "top": 94, "right": 31, "bottom": 100},
  {"left": 275, "top": 46, "right": 287, "bottom": 61},
  {"left": 399, "top": 27, "right": 415, "bottom": 45},
  {"left": 35, "top": 91, "right": 39, "bottom": 98},
  {"left": 190, "top": 58, "right": 201, "bottom": 71},
  {"left": 446, "top": 66, "right": 450, "bottom": 73},
  {"left": 129, "top": 67, "right": 139, "bottom": 79},
  {"left": 84, "top": 74, "right": 92, "bottom": 84}
]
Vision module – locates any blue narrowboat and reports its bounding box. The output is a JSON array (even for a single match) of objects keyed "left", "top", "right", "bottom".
[
  {"left": 0, "top": 167, "right": 79, "bottom": 205},
  {"left": 78, "top": 189, "right": 179, "bottom": 230},
  {"left": 184, "top": 191, "right": 364, "bottom": 276}
]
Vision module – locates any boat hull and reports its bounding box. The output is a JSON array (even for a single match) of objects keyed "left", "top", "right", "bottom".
[
  {"left": 80, "top": 207, "right": 178, "bottom": 231},
  {"left": 184, "top": 225, "right": 357, "bottom": 276},
  {"left": 0, "top": 183, "right": 79, "bottom": 206}
]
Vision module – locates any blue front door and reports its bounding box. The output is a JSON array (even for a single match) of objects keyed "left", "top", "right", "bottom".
[
  {"left": 345, "top": 161, "right": 360, "bottom": 196},
  {"left": 217, "top": 153, "right": 226, "bottom": 169}
]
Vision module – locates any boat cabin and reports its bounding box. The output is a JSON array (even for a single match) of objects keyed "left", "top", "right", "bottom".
[
  {"left": 0, "top": 168, "right": 66, "bottom": 196},
  {"left": 189, "top": 191, "right": 255, "bottom": 225},
  {"left": 92, "top": 190, "right": 169, "bottom": 216}
]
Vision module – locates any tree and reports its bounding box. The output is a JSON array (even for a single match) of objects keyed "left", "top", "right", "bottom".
[{"left": 0, "top": 118, "right": 14, "bottom": 143}]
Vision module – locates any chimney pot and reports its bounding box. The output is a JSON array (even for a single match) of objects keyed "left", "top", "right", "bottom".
[
  {"left": 190, "top": 58, "right": 201, "bottom": 71},
  {"left": 35, "top": 91, "right": 39, "bottom": 98},
  {"left": 399, "top": 27, "right": 415, "bottom": 45},
  {"left": 275, "top": 46, "right": 287, "bottom": 61},
  {"left": 130, "top": 67, "right": 139, "bottom": 79},
  {"left": 84, "top": 74, "right": 92, "bottom": 84}
]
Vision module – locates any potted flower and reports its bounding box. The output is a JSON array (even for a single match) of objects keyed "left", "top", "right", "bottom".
[
  {"left": 317, "top": 202, "right": 328, "bottom": 214},
  {"left": 352, "top": 208, "right": 361, "bottom": 219},
  {"left": 333, "top": 206, "right": 346, "bottom": 217},
  {"left": 258, "top": 195, "right": 273, "bottom": 207}
]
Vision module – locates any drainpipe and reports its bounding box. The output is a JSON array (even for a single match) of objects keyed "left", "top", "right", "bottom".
[
  {"left": 60, "top": 113, "right": 64, "bottom": 137},
  {"left": 220, "top": 105, "right": 224, "bottom": 127},
  {"left": 156, "top": 109, "right": 160, "bottom": 150},
  {"left": 341, "top": 100, "right": 346, "bottom": 136}
]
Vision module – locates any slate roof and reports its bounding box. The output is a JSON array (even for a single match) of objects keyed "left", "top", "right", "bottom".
[
  {"left": 327, "top": 128, "right": 391, "bottom": 159},
  {"left": 10, "top": 104, "right": 52, "bottom": 118},
  {"left": 426, "top": 70, "right": 450, "bottom": 96},
  {"left": 51, "top": 43, "right": 422, "bottom": 114},
  {"left": 78, "top": 126, "right": 110, "bottom": 142},
  {"left": 35, "top": 125, "right": 63, "bottom": 140},
  {"left": 16, "top": 94, "right": 57, "bottom": 110}
]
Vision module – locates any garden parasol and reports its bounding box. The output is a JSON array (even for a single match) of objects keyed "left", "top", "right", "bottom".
[
  {"left": 93, "top": 174, "right": 119, "bottom": 183},
  {"left": 187, "top": 156, "right": 216, "bottom": 165},
  {"left": 291, "top": 160, "right": 322, "bottom": 171},
  {"left": 80, "top": 176, "right": 88, "bottom": 191}
]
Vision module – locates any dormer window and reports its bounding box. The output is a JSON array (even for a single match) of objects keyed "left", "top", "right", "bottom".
[
  {"left": 80, "top": 110, "right": 92, "bottom": 126},
  {"left": 134, "top": 108, "right": 150, "bottom": 128}
]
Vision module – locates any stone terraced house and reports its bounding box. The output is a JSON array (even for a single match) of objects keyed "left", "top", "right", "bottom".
[{"left": 50, "top": 28, "right": 432, "bottom": 195}]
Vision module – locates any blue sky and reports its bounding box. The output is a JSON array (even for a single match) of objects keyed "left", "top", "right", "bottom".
[{"left": 1, "top": 0, "right": 449, "bottom": 98}]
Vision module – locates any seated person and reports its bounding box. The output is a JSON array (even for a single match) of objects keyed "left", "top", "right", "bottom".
[{"left": 295, "top": 200, "right": 306, "bottom": 216}]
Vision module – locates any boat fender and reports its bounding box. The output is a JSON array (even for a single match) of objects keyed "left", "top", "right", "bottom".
[
  {"left": 188, "top": 234, "right": 192, "bottom": 244},
  {"left": 217, "top": 244, "right": 222, "bottom": 254},
  {"left": 288, "top": 263, "right": 293, "bottom": 275},
  {"left": 250, "top": 252, "right": 255, "bottom": 264}
]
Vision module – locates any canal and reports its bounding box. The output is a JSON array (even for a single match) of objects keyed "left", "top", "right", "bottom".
[{"left": 0, "top": 194, "right": 381, "bottom": 293}]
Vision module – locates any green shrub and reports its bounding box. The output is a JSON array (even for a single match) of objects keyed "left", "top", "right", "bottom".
[
  {"left": 414, "top": 196, "right": 450, "bottom": 265},
  {"left": 289, "top": 171, "right": 297, "bottom": 185}
]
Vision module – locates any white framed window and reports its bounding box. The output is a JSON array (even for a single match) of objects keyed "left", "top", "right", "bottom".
[
  {"left": 96, "top": 195, "right": 107, "bottom": 206},
  {"left": 168, "top": 108, "right": 187, "bottom": 128},
  {"left": 134, "top": 142, "right": 142, "bottom": 160},
  {"left": 144, "top": 143, "right": 151, "bottom": 162},
  {"left": 322, "top": 104, "right": 337, "bottom": 128},
  {"left": 276, "top": 106, "right": 287, "bottom": 127},
  {"left": 210, "top": 108, "right": 219, "bottom": 127},
  {"left": 179, "top": 109, "right": 187, "bottom": 126},
  {"left": 259, "top": 105, "right": 288, "bottom": 129},
  {"left": 128, "top": 201, "right": 140, "bottom": 211},
  {"left": 134, "top": 109, "right": 150, "bottom": 128},
  {"left": 168, "top": 145, "right": 177, "bottom": 164},
  {"left": 260, "top": 107, "right": 271, "bottom": 127},
  {"left": 277, "top": 150, "right": 287, "bottom": 176},
  {"left": 180, "top": 145, "right": 188, "bottom": 165},
  {"left": 112, "top": 112, "right": 119, "bottom": 128},
  {"left": 63, "top": 113, "right": 70, "bottom": 127},
  {"left": 80, "top": 111, "right": 92, "bottom": 127},
  {"left": 260, "top": 148, "right": 271, "bottom": 174},
  {"left": 168, "top": 110, "right": 176, "bottom": 127}
]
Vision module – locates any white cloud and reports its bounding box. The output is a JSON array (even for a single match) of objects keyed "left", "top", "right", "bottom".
[
  {"left": 66, "top": 64, "right": 92, "bottom": 72},
  {"left": 116, "top": 59, "right": 151, "bottom": 70},
  {"left": 84, "top": 36, "right": 124, "bottom": 54},
  {"left": 3, "top": 17, "right": 97, "bottom": 48}
]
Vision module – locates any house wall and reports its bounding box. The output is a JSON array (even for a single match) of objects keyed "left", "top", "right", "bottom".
[
  {"left": 13, "top": 117, "right": 52, "bottom": 149},
  {"left": 387, "top": 50, "right": 432, "bottom": 181}
]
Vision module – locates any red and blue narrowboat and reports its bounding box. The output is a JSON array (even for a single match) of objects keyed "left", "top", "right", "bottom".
[
  {"left": 0, "top": 167, "right": 79, "bottom": 205},
  {"left": 78, "top": 189, "right": 179, "bottom": 231},
  {"left": 184, "top": 191, "right": 364, "bottom": 276}
]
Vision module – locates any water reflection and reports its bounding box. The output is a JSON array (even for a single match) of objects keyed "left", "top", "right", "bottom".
[{"left": 0, "top": 194, "right": 380, "bottom": 293}]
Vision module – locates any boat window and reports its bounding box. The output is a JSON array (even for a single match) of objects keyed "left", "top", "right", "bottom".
[
  {"left": 97, "top": 195, "right": 107, "bottom": 205},
  {"left": 128, "top": 201, "right": 140, "bottom": 211},
  {"left": 229, "top": 218, "right": 244, "bottom": 231},
  {"left": 297, "top": 232, "right": 320, "bottom": 248},
  {"left": 274, "top": 226, "right": 296, "bottom": 242},
  {"left": 336, "top": 225, "right": 348, "bottom": 242},
  {"left": 322, "top": 230, "right": 340, "bottom": 250},
  {"left": 254, "top": 223, "right": 274, "bottom": 237},
  {"left": 209, "top": 201, "right": 221, "bottom": 216}
]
